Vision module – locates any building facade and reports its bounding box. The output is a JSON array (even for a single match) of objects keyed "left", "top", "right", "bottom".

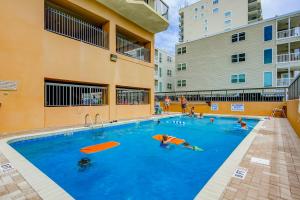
[
  {"left": 154, "top": 49, "right": 175, "bottom": 92},
  {"left": 179, "top": 0, "right": 262, "bottom": 42},
  {"left": 175, "top": 11, "right": 300, "bottom": 91},
  {"left": 0, "top": 0, "right": 169, "bottom": 133}
]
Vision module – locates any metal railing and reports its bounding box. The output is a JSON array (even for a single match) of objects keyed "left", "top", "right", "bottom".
[
  {"left": 277, "top": 27, "right": 300, "bottom": 39},
  {"left": 155, "top": 87, "right": 288, "bottom": 102},
  {"left": 45, "top": 82, "right": 108, "bottom": 107},
  {"left": 288, "top": 75, "right": 300, "bottom": 100},
  {"left": 45, "top": 6, "right": 108, "bottom": 49},
  {"left": 116, "top": 88, "right": 150, "bottom": 105},
  {"left": 277, "top": 53, "right": 300, "bottom": 63},
  {"left": 277, "top": 78, "right": 294, "bottom": 87},
  {"left": 144, "top": 0, "right": 169, "bottom": 20},
  {"left": 116, "top": 35, "right": 150, "bottom": 62}
]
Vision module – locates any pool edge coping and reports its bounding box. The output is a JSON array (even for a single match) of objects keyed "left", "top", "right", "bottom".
[
  {"left": 194, "top": 117, "right": 264, "bottom": 200},
  {"left": 0, "top": 113, "right": 263, "bottom": 200}
]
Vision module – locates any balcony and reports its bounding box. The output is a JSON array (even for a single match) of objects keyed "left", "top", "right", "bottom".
[
  {"left": 248, "top": 0, "right": 262, "bottom": 23},
  {"left": 277, "top": 53, "right": 300, "bottom": 63},
  {"left": 277, "top": 14, "right": 300, "bottom": 40},
  {"left": 96, "top": 0, "right": 169, "bottom": 33},
  {"left": 277, "top": 78, "right": 294, "bottom": 87},
  {"left": 45, "top": 5, "right": 108, "bottom": 49},
  {"left": 277, "top": 27, "right": 300, "bottom": 39},
  {"left": 116, "top": 27, "right": 151, "bottom": 62}
]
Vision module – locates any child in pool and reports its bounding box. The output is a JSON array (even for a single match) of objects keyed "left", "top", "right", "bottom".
[
  {"left": 160, "top": 134, "right": 175, "bottom": 148},
  {"left": 182, "top": 142, "right": 203, "bottom": 151}
]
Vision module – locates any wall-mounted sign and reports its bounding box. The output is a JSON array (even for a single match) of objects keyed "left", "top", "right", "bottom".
[
  {"left": 231, "top": 103, "right": 244, "bottom": 112},
  {"left": 211, "top": 103, "right": 219, "bottom": 111},
  {"left": 110, "top": 54, "right": 118, "bottom": 62},
  {"left": 0, "top": 81, "right": 17, "bottom": 91}
]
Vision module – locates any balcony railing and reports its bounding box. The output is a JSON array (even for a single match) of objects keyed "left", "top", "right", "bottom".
[
  {"left": 116, "top": 35, "right": 150, "bottom": 62},
  {"left": 277, "top": 27, "right": 300, "bottom": 39},
  {"left": 277, "top": 53, "right": 300, "bottom": 63},
  {"left": 45, "top": 6, "right": 108, "bottom": 49},
  {"left": 144, "top": 0, "right": 169, "bottom": 20},
  {"left": 277, "top": 78, "right": 294, "bottom": 87}
]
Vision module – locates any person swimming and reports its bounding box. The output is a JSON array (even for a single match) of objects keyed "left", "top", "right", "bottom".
[
  {"left": 241, "top": 121, "right": 248, "bottom": 129},
  {"left": 182, "top": 142, "right": 203, "bottom": 151},
  {"left": 210, "top": 118, "right": 215, "bottom": 123},
  {"left": 198, "top": 113, "right": 204, "bottom": 119},
  {"left": 78, "top": 158, "right": 91, "bottom": 169},
  {"left": 160, "top": 134, "right": 175, "bottom": 148}
]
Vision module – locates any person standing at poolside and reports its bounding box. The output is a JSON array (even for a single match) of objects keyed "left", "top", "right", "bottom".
[
  {"left": 164, "top": 96, "right": 171, "bottom": 113},
  {"left": 180, "top": 96, "right": 188, "bottom": 114}
]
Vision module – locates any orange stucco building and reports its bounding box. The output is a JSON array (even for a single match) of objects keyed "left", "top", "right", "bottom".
[{"left": 0, "top": 0, "right": 169, "bottom": 133}]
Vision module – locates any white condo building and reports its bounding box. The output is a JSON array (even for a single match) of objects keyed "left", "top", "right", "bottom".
[
  {"left": 179, "top": 0, "right": 262, "bottom": 42},
  {"left": 154, "top": 49, "right": 175, "bottom": 92}
]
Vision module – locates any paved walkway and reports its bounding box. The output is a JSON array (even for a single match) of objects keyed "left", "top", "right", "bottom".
[
  {"left": 0, "top": 118, "right": 299, "bottom": 200},
  {"left": 220, "top": 118, "right": 300, "bottom": 200}
]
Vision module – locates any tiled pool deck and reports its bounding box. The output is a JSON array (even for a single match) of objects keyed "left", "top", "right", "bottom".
[{"left": 0, "top": 117, "right": 299, "bottom": 200}]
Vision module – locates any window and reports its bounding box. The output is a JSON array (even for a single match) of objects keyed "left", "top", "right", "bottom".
[
  {"left": 239, "top": 32, "right": 245, "bottom": 41},
  {"left": 232, "top": 34, "right": 238, "bottom": 43},
  {"left": 264, "top": 72, "right": 273, "bottom": 87},
  {"left": 201, "top": 5, "right": 205, "bottom": 9},
  {"left": 116, "top": 87, "right": 150, "bottom": 105},
  {"left": 264, "top": 25, "right": 273, "bottom": 41},
  {"left": 155, "top": 64, "right": 158, "bottom": 74},
  {"left": 213, "top": 0, "right": 219, "bottom": 4},
  {"left": 167, "top": 56, "right": 172, "bottom": 62},
  {"left": 232, "top": 32, "right": 245, "bottom": 42},
  {"left": 159, "top": 67, "right": 162, "bottom": 77},
  {"left": 224, "top": 11, "right": 231, "bottom": 17},
  {"left": 231, "top": 74, "right": 246, "bottom": 84},
  {"left": 205, "top": 26, "right": 208, "bottom": 31},
  {"left": 167, "top": 83, "right": 172, "bottom": 90},
  {"left": 155, "top": 49, "right": 158, "bottom": 57},
  {"left": 225, "top": 19, "right": 231, "bottom": 25},
  {"left": 239, "top": 53, "right": 246, "bottom": 62},
  {"left": 182, "top": 47, "right": 186, "bottom": 54},
  {"left": 159, "top": 82, "right": 162, "bottom": 92},
  {"left": 177, "top": 63, "right": 187, "bottom": 71},
  {"left": 231, "top": 55, "right": 238, "bottom": 63},
  {"left": 232, "top": 53, "right": 246, "bottom": 63},
  {"left": 264, "top": 49, "right": 273, "bottom": 64},
  {"left": 194, "top": 8, "right": 198, "bottom": 20},
  {"left": 159, "top": 53, "right": 162, "bottom": 63},
  {"left": 45, "top": 81, "right": 108, "bottom": 107},
  {"left": 213, "top": 8, "right": 219, "bottom": 14},
  {"left": 178, "top": 47, "right": 186, "bottom": 55},
  {"left": 167, "top": 70, "right": 172, "bottom": 76},
  {"left": 177, "top": 80, "right": 187, "bottom": 87}
]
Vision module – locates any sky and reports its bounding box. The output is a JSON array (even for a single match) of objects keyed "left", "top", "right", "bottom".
[{"left": 155, "top": 0, "right": 300, "bottom": 55}]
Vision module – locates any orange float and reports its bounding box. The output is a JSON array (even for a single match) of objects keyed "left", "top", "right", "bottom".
[
  {"left": 152, "top": 135, "right": 185, "bottom": 145},
  {"left": 80, "top": 141, "right": 120, "bottom": 154}
]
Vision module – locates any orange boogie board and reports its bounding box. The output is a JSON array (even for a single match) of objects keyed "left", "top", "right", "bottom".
[
  {"left": 80, "top": 141, "right": 120, "bottom": 154},
  {"left": 153, "top": 135, "right": 185, "bottom": 145}
]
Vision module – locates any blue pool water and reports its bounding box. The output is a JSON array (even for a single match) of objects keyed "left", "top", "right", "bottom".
[{"left": 10, "top": 116, "right": 259, "bottom": 200}]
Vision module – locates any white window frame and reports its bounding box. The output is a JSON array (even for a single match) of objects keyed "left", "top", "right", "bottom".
[
  {"left": 224, "top": 11, "right": 231, "bottom": 18},
  {"left": 213, "top": 8, "right": 219, "bottom": 14},
  {"left": 231, "top": 73, "right": 246, "bottom": 84},
  {"left": 177, "top": 63, "right": 187, "bottom": 71}
]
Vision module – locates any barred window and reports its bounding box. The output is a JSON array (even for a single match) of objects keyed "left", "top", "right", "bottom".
[
  {"left": 45, "top": 81, "right": 107, "bottom": 107},
  {"left": 116, "top": 87, "right": 150, "bottom": 105}
]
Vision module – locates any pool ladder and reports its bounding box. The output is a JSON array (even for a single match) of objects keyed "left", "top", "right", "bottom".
[
  {"left": 95, "top": 113, "right": 104, "bottom": 128},
  {"left": 85, "top": 114, "right": 93, "bottom": 127}
]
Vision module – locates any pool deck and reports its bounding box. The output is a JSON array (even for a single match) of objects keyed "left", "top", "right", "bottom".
[{"left": 0, "top": 116, "right": 299, "bottom": 200}]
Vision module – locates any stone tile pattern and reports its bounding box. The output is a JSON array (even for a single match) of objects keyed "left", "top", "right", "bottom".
[
  {"left": 0, "top": 153, "right": 41, "bottom": 200},
  {"left": 220, "top": 119, "right": 300, "bottom": 200}
]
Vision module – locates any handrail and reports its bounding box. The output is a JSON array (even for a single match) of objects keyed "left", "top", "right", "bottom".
[
  {"left": 95, "top": 113, "right": 104, "bottom": 128},
  {"left": 85, "top": 114, "right": 93, "bottom": 127}
]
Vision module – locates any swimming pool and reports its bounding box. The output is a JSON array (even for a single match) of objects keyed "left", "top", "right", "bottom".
[{"left": 10, "top": 116, "right": 259, "bottom": 200}]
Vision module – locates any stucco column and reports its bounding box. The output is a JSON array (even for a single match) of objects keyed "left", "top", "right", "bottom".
[{"left": 103, "top": 21, "right": 116, "bottom": 52}]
